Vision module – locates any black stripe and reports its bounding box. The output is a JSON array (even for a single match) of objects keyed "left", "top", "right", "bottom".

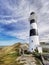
[
  {"left": 30, "top": 19, "right": 35, "bottom": 24},
  {"left": 30, "top": 12, "right": 35, "bottom": 15},
  {"left": 30, "top": 29, "right": 38, "bottom": 36}
]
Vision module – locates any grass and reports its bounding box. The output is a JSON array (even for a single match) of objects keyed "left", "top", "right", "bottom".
[
  {"left": 0, "top": 43, "right": 23, "bottom": 65},
  {"left": 35, "top": 58, "right": 42, "bottom": 65},
  {"left": 0, "top": 52, "right": 23, "bottom": 65},
  {"left": 43, "top": 48, "right": 49, "bottom": 53}
]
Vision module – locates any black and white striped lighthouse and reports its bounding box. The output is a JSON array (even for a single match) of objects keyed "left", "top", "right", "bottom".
[{"left": 29, "top": 12, "right": 42, "bottom": 53}]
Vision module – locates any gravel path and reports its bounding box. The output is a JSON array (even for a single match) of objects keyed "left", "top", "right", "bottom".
[{"left": 16, "top": 54, "right": 36, "bottom": 65}]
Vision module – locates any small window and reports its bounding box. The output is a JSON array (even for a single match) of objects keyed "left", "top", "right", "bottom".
[
  {"left": 32, "top": 40, "right": 33, "bottom": 42},
  {"left": 32, "top": 48, "right": 33, "bottom": 50}
]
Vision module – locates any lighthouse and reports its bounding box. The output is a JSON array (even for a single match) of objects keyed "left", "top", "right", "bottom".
[{"left": 29, "top": 12, "right": 42, "bottom": 53}]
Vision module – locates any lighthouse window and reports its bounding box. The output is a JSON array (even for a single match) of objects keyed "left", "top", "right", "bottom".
[
  {"left": 30, "top": 29, "right": 38, "bottom": 36},
  {"left": 32, "top": 40, "right": 33, "bottom": 42},
  {"left": 30, "top": 19, "right": 35, "bottom": 24},
  {"left": 32, "top": 48, "right": 33, "bottom": 50}
]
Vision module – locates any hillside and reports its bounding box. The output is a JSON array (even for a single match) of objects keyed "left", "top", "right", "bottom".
[
  {"left": 0, "top": 43, "right": 42, "bottom": 65},
  {"left": 0, "top": 43, "right": 21, "bottom": 65}
]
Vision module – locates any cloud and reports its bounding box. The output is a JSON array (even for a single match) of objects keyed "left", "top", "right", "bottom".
[
  {"left": 0, "top": 0, "right": 49, "bottom": 45},
  {"left": 37, "top": 0, "right": 49, "bottom": 41}
]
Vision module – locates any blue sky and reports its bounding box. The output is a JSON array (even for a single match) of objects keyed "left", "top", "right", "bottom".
[{"left": 0, "top": 0, "right": 49, "bottom": 45}]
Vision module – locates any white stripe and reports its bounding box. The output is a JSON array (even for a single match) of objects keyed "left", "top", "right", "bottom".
[
  {"left": 29, "top": 14, "right": 37, "bottom": 20},
  {"left": 30, "top": 23, "right": 37, "bottom": 29}
]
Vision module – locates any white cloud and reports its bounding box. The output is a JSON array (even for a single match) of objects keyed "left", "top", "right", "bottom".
[{"left": 0, "top": 0, "right": 49, "bottom": 42}]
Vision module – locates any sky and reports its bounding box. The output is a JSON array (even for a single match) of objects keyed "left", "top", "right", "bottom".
[{"left": 0, "top": 0, "right": 49, "bottom": 46}]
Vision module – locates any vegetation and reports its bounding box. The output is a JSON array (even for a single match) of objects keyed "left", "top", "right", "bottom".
[
  {"left": 35, "top": 58, "right": 42, "bottom": 65},
  {"left": 32, "top": 48, "right": 43, "bottom": 65},
  {"left": 43, "top": 48, "right": 49, "bottom": 53},
  {"left": 0, "top": 43, "right": 23, "bottom": 65}
]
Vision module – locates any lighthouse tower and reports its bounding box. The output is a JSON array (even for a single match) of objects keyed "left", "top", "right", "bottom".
[{"left": 29, "top": 12, "right": 42, "bottom": 53}]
